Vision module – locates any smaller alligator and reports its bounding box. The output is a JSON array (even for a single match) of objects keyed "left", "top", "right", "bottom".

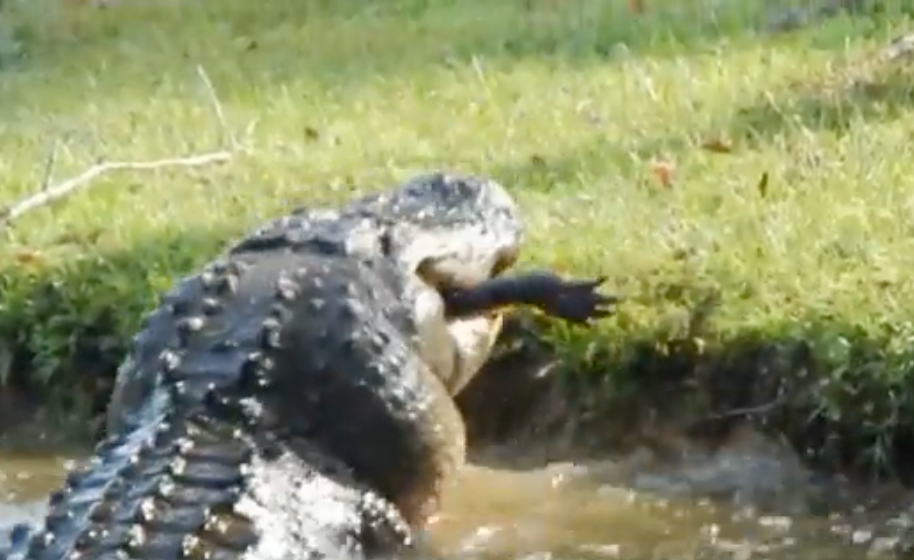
[{"left": 1, "top": 172, "right": 617, "bottom": 560}]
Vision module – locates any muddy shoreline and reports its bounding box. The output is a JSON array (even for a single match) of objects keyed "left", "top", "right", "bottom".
[
  {"left": 4, "top": 311, "right": 914, "bottom": 488},
  {"left": 4, "top": 313, "right": 914, "bottom": 558}
]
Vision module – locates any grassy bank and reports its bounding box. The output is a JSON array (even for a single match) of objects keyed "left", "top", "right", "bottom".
[{"left": 1, "top": 0, "right": 914, "bottom": 476}]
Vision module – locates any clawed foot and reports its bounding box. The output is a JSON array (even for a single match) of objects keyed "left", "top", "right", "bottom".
[{"left": 535, "top": 273, "right": 620, "bottom": 326}]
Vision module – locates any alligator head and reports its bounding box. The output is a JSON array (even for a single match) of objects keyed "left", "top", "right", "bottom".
[{"left": 345, "top": 171, "right": 524, "bottom": 396}]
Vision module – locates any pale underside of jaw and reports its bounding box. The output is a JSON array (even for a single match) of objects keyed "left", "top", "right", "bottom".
[
  {"left": 394, "top": 223, "right": 521, "bottom": 292},
  {"left": 389, "top": 221, "right": 521, "bottom": 393},
  {"left": 410, "top": 254, "right": 516, "bottom": 396},
  {"left": 411, "top": 284, "right": 505, "bottom": 397},
  {"left": 442, "top": 312, "right": 504, "bottom": 395}
]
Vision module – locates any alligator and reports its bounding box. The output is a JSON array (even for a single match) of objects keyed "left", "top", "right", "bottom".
[{"left": 0, "top": 172, "right": 617, "bottom": 560}]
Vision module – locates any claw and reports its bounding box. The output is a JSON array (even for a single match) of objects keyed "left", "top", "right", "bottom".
[{"left": 541, "top": 274, "right": 620, "bottom": 326}]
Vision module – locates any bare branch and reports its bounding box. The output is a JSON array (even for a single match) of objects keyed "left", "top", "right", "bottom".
[
  {"left": 0, "top": 152, "right": 232, "bottom": 228},
  {"left": 0, "top": 63, "right": 241, "bottom": 230}
]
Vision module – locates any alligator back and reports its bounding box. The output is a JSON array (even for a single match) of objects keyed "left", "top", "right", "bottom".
[
  {"left": 3, "top": 239, "right": 463, "bottom": 559},
  {"left": 104, "top": 226, "right": 466, "bottom": 528}
]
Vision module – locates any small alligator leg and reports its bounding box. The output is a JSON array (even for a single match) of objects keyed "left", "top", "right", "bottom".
[{"left": 442, "top": 270, "right": 620, "bottom": 325}]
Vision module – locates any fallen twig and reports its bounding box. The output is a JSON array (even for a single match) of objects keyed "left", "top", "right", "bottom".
[
  {"left": 0, "top": 152, "right": 233, "bottom": 227},
  {"left": 0, "top": 64, "right": 238, "bottom": 230}
]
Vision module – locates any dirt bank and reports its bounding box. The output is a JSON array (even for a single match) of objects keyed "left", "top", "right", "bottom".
[
  {"left": 456, "top": 313, "right": 914, "bottom": 485},
  {"left": 3, "top": 304, "right": 910, "bottom": 486}
]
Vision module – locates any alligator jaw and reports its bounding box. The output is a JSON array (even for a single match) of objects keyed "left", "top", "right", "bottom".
[
  {"left": 413, "top": 241, "right": 519, "bottom": 293},
  {"left": 409, "top": 248, "right": 519, "bottom": 397}
]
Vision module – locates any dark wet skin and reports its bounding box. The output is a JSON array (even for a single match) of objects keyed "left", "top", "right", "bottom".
[
  {"left": 442, "top": 270, "right": 619, "bottom": 325},
  {"left": 0, "top": 172, "right": 619, "bottom": 560}
]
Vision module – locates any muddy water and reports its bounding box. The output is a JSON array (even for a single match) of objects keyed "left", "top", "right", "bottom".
[
  {"left": 0, "top": 455, "right": 74, "bottom": 535},
  {"left": 1, "top": 424, "right": 913, "bottom": 559}
]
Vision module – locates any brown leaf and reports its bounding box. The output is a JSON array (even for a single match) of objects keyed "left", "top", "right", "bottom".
[
  {"left": 13, "top": 249, "right": 44, "bottom": 266},
  {"left": 701, "top": 138, "right": 734, "bottom": 153},
  {"left": 651, "top": 159, "right": 674, "bottom": 188}
]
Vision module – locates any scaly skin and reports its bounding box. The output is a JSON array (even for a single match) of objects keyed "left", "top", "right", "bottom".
[{"left": 1, "top": 172, "right": 616, "bottom": 560}]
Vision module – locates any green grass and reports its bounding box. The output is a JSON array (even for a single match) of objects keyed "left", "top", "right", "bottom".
[{"left": 1, "top": 0, "right": 914, "bottom": 476}]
